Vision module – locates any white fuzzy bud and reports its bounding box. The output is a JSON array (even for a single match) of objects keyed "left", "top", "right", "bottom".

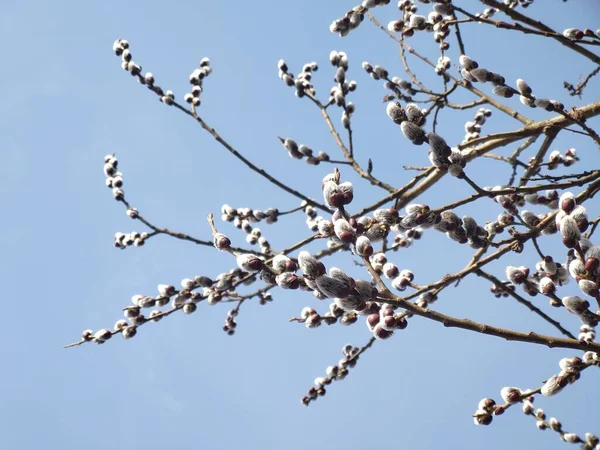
[
  {"left": 541, "top": 375, "right": 565, "bottom": 396},
  {"left": 181, "top": 278, "right": 195, "bottom": 290},
  {"left": 560, "top": 215, "right": 580, "bottom": 241},
  {"left": 459, "top": 55, "right": 478, "bottom": 71},
  {"left": 500, "top": 387, "right": 521, "bottom": 404},
  {"left": 157, "top": 284, "right": 175, "bottom": 297},
  {"left": 562, "top": 296, "right": 589, "bottom": 314},
  {"left": 400, "top": 121, "right": 426, "bottom": 144},
  {"left": 236, "top": 254, "right": 263, "bottom": 272},
  {"left": 275, "top": 272, "right": 300, "bottom": 289},
  {"left": 121, "top": 326, "right": 137, "bottom": 339},
  {"left": 94, "top": 329, "right": 112, "bottom": 342},
  {"left": 563, "top": 28, "right": 582, "bottom": 40},
  {"left": 386, "top": 102, "right": 404, "bottom": 124},
  {"left": 316, "top": 274, "right": 352, "bottom": 299},
  {"left": 506, "top": 266, "right": 528, "bottom": 284},
  {"left": 298, "top": 251, "right": 322, "bottom": 278},
  {"left": 355, "top": 236, "right": 373, "bottom": 257},
  {"left": 579, "top": 279, "right": 598, "bottom": 297},
  {"left": 334, "top": 218, "right": 355, "bottom": 243},
  {"left": 563, "top": 433, "right": 580, "bottom": 443}
]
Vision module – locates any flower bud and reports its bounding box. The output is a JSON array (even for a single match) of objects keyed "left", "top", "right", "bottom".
[
  {"left": 387, "top": 19, "right": 404, "bottom": 32},
  {"left": 326, "top": 185, "right": 350, "bottom": 212},
  {"left": 473, "top": 410, "right": 493, "bottom": 426},
  {"left": 121, "top": 325, "right": 137, "bottom": 339},
  {"left": 400, "top": 269, "right": 414, "bottom": 282},
  {"left": 562, "top": 296, "right": 590, "bottom": 314},
  {"left": 317, "top": 220, "right": 334, "bottom": 237},
  {"left": 400, "top": 121, "right": 425, "bottom": 145},
  {"left": 236, "top": 254, "right": 263, "bottom": 272},
  {"left": 522, "top": 401, "right": 534, "bottom": 415},
  {"left": 559, "top": 192, "right": 576, "bottom": 213},
  {"left": 459, "top": 55, "right": 478, "bottom": 71},
  {"left": 563, "top": 28, "right": 583, "bottom": 40},
  {"left": 380, "top": 315, "right": 397, "bottom": 331},
  {"left": 316, "top": 274, "right": 352, "bottom": 299},
  {"left": 559, "top": 215, "right": 580, "bottom": 247},
  {"left": 305, "top": 313, "right": 322, "bottom": 328},
  {"left": 157, "top": 284, "right": 175, "bottom": 297},
  {"left": 578, "top": 279, "right": 599, "bottom": 297},
  {"left": 563, "top": 433, "right": 580, "bottom": 443},
  {"left": 500, "top": 387, "right": 521, "bottom": 404},
  {"left": 112, "top": 187, "right": 124, "bottom": 200},
  {"left": 373, "top": 324, "right": 393, "bottom": 340},
  {"left": 404, "top": 103, "right": 425, "bottom": 126},
  {"left": 391, "top": 275, "right": 409, "bottom": 291},
  {"left": 541, "top": 375, "right": 566, "bottom": 396},
  {"left": 534, "top": 98, "right": 553, "bottom": 111},
  {"left": 213, "top": 233, "right": 231, "bottom": 250},
  {"left": 427, "top": 132, "right": 451, "bottom": 157},
  {"left": 470, "top": 68, "right": 490, "bottom": 83},
  {"left": 559, "top": 357, "right": 582, "bottom": 373},
  {"left": 334, "top": 218, "right": 355, "bottom": 243},
  {"left": 506, "top": 266, "right": 528, "bottom": 284},
  {"left": 183, "top": 303, "right": 197, "bottom": 314},
  {"left": 94, "top": 329, "right": 112, "bottom": 342},
  {"left": 539, "top": 277, "right": 556, "bottom": 295},
  {"left": 516, "top": 79, "right": 532, "bottom": 95},
  {"left": 298, "top": 251, "right": 323, "bottom": 278},
  {"left": 478, "top": 398, "right": 496, "bottom": 411},
  {"left": 276, "top": 272, "right": 300, "bottom": 289},
  {"left": 383, "top": 262, "right": 399, "bottom": 279},
  {"left": 492, "top": 86, "right": 514, "bottom": 98},
  {"left": 386, "top": 102, "right": 404, "bottom": 124},
  {"left": 355, "top": 236, "right": 373, "bottom": 257}
]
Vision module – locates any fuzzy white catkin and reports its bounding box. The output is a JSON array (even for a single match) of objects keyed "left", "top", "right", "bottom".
[
  {"left": 560, "top": 215, "right": 580, "bottom": 240},
  {"left": 298, "top": 251, "right": 320, "bottom": 278},
  {"left": 563, "top": 433, "right": 580, "bottom": 443},
  {"left": 500, "top": 387, "right": 521, "bottom": 404},
  {"left": 386, "top": 102, "right": 404, "bottom": 123},
  {"left": 316, "top": 275, "right": 351, "bottom": 299},
  {"left": 541, "top": 375, "right": 564, "bottom": 396}
]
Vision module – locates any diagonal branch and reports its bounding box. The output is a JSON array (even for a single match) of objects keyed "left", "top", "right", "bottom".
[
  {"left": 175, "top": 104, "right": 329, "bottom": 212},
  {"left": 475, "top": 269, "right": 576, "bottom": 340}
]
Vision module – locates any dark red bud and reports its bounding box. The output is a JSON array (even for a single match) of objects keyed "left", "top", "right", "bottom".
[
  {"left": 342, "top": 191, "right": 354, "bottom": 205},
  {"left": 585, "top": 258, "right": 599, "bottom": 273},
  {"left": 329, "top": 192, "right": 345, "bottom": 208},
  {"left": 480, "top": 415, "right": 493, "bottom": 425},
  {"left": 367, "top": 313, "right": 380, "bottom": 328},
  {"left": 383, "top": 316, "right": 397, "bottom": 329},
  {"left": 562, "top": 237, "right": 577, "bottom": 248},
  {"left": 216, "top": 237, "right": 231, "bottom": 249},
  {"left": 396, "top": 317, "right": 408, "bottom": 329},
  {"left": 508, "top": 391, "right": 522, "bottom": 403},
  {"left": 316, "top": 262, "right": 326, "bottom": 277},
  {"left": 382, "top": 307, "right": 394, "bottom": 317},
  {"left": 483, "top": 398, "right": 496, "bottom": 409},
  {"left": 338, "top": 231, "right": 355, "bottom": 244},
  {"left": 374, "top": 326, "right": 393, "bottom": 340},
  {"left": 561, "top": 198, "right": 575, "bottom": 213},
  {"left": 285, "top": 260, "right": 298, "bottom": 272}
]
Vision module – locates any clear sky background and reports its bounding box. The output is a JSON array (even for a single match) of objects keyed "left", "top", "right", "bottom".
[{"left": 1, "top": 1, "right": 600, "bottom": 449}]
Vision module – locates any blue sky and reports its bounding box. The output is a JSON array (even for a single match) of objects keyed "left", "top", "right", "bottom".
[{"left": 2, "top": 1, "right": 600, "bottom": 449}]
